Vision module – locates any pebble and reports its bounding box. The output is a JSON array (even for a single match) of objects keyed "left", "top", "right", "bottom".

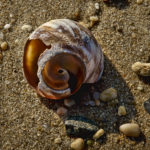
[
  {"left": 4, "top": 24, "right": 11, "bottom": 29},
  {"left": 137, "top": 84, "right": 144, "bottom": 91},
  {"left": 95, "top": 99, "right": 100, "bottom": 106},
  {"left": 137, "top": 0, "right": 143, "bottom": 4},
  {"left": 79, "top": 21, "right": 89, "bottom": 29},
  {"left": 100, "top": 88, "right": 117, "bottom": 102},
  {"left": 54, "top": 137, "right": 62, "bottom": 144},
  {"left": 56, "top": 107, "right": 67, "bottom": 116},
  {"left": 1, "top": 41, "right": 8, "bottom": 50},
  {"left": 93, "top": 129, "right": 104, "bottom": 140},
  {"left": 118, "top": 106, "right": 126, "bottom": 116},
  {"left": 86, "top": 140, "right": 94, "bottom": 146},
  {"left": 64, "top": 99, "right": 75, "bottom": 107},
  {"left": 95, "top": 3, "right": 100, "bottom": 10},
  {"left": 21, "top": 24, "right": 32, "bottom": 32},
  {"left": 93, "top": 92, "right": 100, "bottom": 100},
  {"left": 144, "top": 99, "right": 150, "bottom": 114},
  {"left": 15, "top": 39, "right": 19, "bottom": 45},
  {"left": 65, "top": 116, "right": 99, "bottom": 138},
  {"left": 132, "top": 62, "right": 150, "bottom": 76},
  {"left": 119, "top": 123, "right": 140, "bottom": 137},
  {"left": 89, "top": 16, "right": 99, "bottom": 27},
  {"left": 71, "top": 138, "right": 84, "bottom": 150}
]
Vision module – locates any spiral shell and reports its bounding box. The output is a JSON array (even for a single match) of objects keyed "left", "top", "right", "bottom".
[{"left": 23, "top": 19, "right": 104, "bottom": 100}]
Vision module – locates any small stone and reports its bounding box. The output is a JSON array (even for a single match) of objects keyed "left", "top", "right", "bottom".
[
  {"left": 64, "top": 99, "right": 75, "bottom": 107},
  {"left": 95, "top": 3, "right": 100, "bottom": 10},
  {"left": 131, "top": 33, "right": 136, "bottom": 38},
  {"left": 65, "top": 116, "right": 99, "bottom": 138},
  {"left": 1, "top": 41, "right": 8, "bottom": 50},
  {"left": 21, "top": 24, "right": 32, "bottom": 32},
  {"left": 93, "top": 129, "right": 104, "bottom": 140},
  {"left": 95, "top": 99, "right": 100, "bottom": 106},
  {"left": 132, "top": 62, "right": 150, "bottom": 76},
  {"left": 79, "top": 21, "right": 90, "bottom": 29},
  {"left": 137, "top": 84, "right": 144, "bottom": 91},
  {"left": 137, "top": 0, "right": 143, "bottom": 4},
  {"left": 144, "top": 99, "right": 150, "bottom": 114},
  {"left": 86, "top": 140, "right": 94, "bottom": 146},
  {"left": 56, "top": 107, "right": 67, "bottom": 116},
  {"left": 118, "top": 106, "right": 126, "bottom": 116},
  {"left": 15, "top": 39, "right": 19, "bottom": 45},
  {"left": 71, "top": 138, "right": 84, "bottom": 150},
  {"left": 4, "top": 24, "right": 11, "bottom": 29},
  {"left": 90, "top": 16, "right": 99, "bottom": 22},
  {"left": 100, "top": 88, "right": 117, "bottom": 102},
  {"left": 119, "top": 123, "right": 140, "bottom": 137},
  {"left": 93, "top": 92, "right": 100, "bottom": 100},
  {"left": 54, "top": 137, "right": 62, "bottom": 144}
]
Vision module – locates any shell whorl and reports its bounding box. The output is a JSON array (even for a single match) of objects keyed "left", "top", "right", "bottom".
[{"left": 23, "top": 19, "right": 104, "bottom": 99}]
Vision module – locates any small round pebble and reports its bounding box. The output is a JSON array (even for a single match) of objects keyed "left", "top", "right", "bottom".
[
  {"left": 93, "top": 129, "right": 104, "bottom": 140},
  {"left": 137, "top": 84, "right": 144, "bottom": 91},
  {"left": 21, "top": 24, "right": 32, "bottom": 32},
  {"left": 87, "top": 140, "right": 94, "bottom": 146},
  {"left": 56, "top": 107, "right": 67, "bottom": 116},
  {"left": 95, "top": 3, "right": 100, "bottom": 10},
  {"left": 71, "top": 138, "right": 84, "bottom": 150},
  {"left": 64, "top": 99, "right": 75, "bottom": 107},
  {"left": 118, "top": 106, "right": 126, "bottom": 116},
  {"left": 1, "top": 42, "right": 8, "bottom": 50},
  {"left": 100, "top": 88, "right": 117, "bottom": 102},
  {"left": 95, "top": 99, "right": 100, "bottom": 106},
  {"left": 4, "top": 24, "right": 11, "bottom": 29},
  {"left": 132, "top": 62, "right": 150, "bottom": 76},
  {"left": 54, "top": 137, "right": 62, "bottom": 144},
  {"left": 119, "top": 123, "right": 140, "bottom": 137},
  {"left": 137, "top": 0, "right": 143, "bottom": 4}
]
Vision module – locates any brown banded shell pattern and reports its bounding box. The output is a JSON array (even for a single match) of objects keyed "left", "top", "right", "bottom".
[{"left": 23, "top": 19, "right": 104, "bottom": 100}]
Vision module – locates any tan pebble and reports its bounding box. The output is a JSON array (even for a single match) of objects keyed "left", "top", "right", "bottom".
[
  {"left": 86, "top": 140, "right": 94, "bottom": 146},
  {"left": 1, "top": 42, "right": 8, "bottom": 50},
  {"left": 95, "top": 99, "right": 100, "bottom": 106},
  {"left": 119, "top": 123, "right": 140, "bottom": 137},
  {"left": 131, "top": 33, "right": 136, "bottom": 38},
  {"left": 71, "top": 138, "right": 84, "bottom": 150},
  {"left": 21, "top": 24, "right": 32, "bottom": 32},
  {"left": 118, "top": 106, "right": 126, "bottom": 116},
  {"left": 79, "top": 21, "right": 90, "bottom": 29},
  {"left": 90, "top": 16, "right": 99, "bottom": 22},
  {"left": 132, "top": 62, "right": 150, "bottom": 76},
  {"left": 100, "top": 88, "right": 117, "bottom": 102},
  {"left": 4, "top": 24, "right": 11, "bottom": 29},
  {"left": 137, "top": 84, "right": 144, "bottom": 91},
  {"left": 15, "top": 39, "right": 19, "bottom": 45},
  {"left": 93, "top": 129, "right": 104, "bottom": 139},
  {"left": 137, "top": 0, "right": 143, "bottom": 4},
  {"left": 54, "top": 137, "right": 62, "bottom": 144},
  {"left": 95, "top": 3, "right": 100, "bottom": 10},
  {"left": 56, "top": 107, "right": 67, "bottom": 116},
  {"left": 64, "top": 99, "right": 75, "bottom": 107}
]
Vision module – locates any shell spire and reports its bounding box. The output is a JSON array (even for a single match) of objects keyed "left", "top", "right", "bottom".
[{"left": 23, "top": 19, "right": 104, "bottom": 99}]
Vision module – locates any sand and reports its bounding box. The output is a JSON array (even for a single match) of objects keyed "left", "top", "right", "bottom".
[{"left": 0, "top": 0, "right": 150, "bottom": 149}]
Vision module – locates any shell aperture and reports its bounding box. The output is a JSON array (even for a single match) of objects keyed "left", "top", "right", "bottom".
[{"left": 23, "top": 19, "right": 104, "bottom": 99}]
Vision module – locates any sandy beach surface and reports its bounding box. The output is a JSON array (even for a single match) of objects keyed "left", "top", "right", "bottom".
[{"left": 0, "top": 0, "right": 150, "bottom": 149}]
